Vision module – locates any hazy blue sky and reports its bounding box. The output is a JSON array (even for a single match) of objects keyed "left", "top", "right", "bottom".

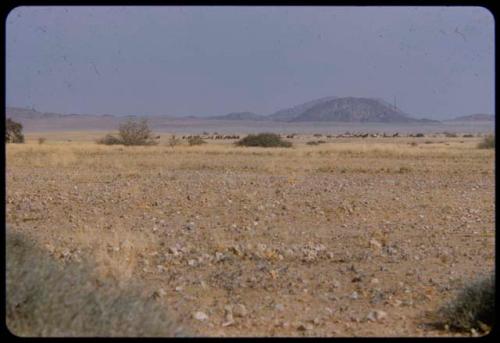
[{"left": 6, "top": 6, "right": 494, "bottom": 119}]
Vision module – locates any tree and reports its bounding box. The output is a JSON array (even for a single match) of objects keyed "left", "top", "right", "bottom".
[
  {"left": 118, "top": 119, "right": 157, "bottom": 146},
  {"left": 6, "top": 118, "right": 24, "bottom": 143}
]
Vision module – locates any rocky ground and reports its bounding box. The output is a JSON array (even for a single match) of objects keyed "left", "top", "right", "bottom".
[{"left": 6, "top": 135, "right": 495, "bottom": 336}]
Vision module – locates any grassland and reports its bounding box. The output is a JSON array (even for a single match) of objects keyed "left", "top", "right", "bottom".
[{"left": 6, "top": 132, "right": 495, "bottom": 336}]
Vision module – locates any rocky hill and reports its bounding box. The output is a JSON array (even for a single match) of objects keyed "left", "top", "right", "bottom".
[
  {"left": 267, "top": 96, "right": 338, "bottom": 121},
  {"left": 271, "top": 97, "right": 437, "bottom": 123}
]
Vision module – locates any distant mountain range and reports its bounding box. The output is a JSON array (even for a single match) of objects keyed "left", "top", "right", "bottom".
[
  {"left": 208, "top": 111, "right": 266, "bottom": 121},
  {"left": 208, "top": 97, "right": 439, "bottom": 123},
  {"left": 445, "top": 113, "right": 495, "bottom": 122},
  {"left": 9, "top": 96, "right": 492, "bottom": 131}
]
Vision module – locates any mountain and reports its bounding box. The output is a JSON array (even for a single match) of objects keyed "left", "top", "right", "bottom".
[
  {"left": 447, "top": 114, "right": 494, "bottom": 122},
  {"left": 267, "top": 96, "right": 338, "bottom": 121},
  {"left": 209, "top": 111, "right": 266, "bottom": 121},
  {"left": 6, "top": 107, "right": 122, "bottom": 131},
  {"left": 270, "top": 97, "right": 439, "bottom": 123}
]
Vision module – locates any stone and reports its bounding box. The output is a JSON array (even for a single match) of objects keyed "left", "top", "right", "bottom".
[
  {"left": 275, "top": 303, "right": 285, "bottom": 312},
  {"left": 233, "top": 304, "right": 248, "bottom": 317},
  {"left": 297, "top": 323, "right": 314, "bottom": 331},
  {"left": 193, "top": 311, "right": 209, "bottom": 321},
  {"left": 350, "top": 291, "right": 359, "bottom": 300},
  {"left": 366, "top": 310, "right": 387, "bottom": 322},
  {"left": 369, "top": 239, "right": 382, "bottom": 249}
]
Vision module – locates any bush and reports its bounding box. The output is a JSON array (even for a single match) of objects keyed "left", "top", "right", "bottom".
[
  {"left": 38, "top": 137, "right": 46, "bottom": 144},
  {"left": 6, "top": 230, "right": 186, "bottom": 337},
  {"left": 435, "top": 273, "right": 494, "bottom": 333},
  {"left": 236, "top": 133, "right": 292, "bottom": 148},
  {"left": 96, "top": 134, "right": 122, "bottom": 145},
  {"left": 478, "top": 135, "right": 495, "bottom": 149},
  {"left": 415, "top": 133, "right": 425, "bottom": 137},
  {"left": 6, "top": 118, "right": 24, "bottom": 143},
  {"left": 187, "top": 136, "right": 206, "bottom": 146},
  {"left": 118, "top": 119, "right": 158, "bottom": 146},
  {"left": 444, "top": 132, "right": 458, "bottom": 138},
  {"left": 306, "top": 140, "right": 326, "bottom": 146},
  {"left": 463, "top": 134, "right": 474, "bottom": 138},
  {"left": 168, "top": 134, "right": 181, "bottom": 147}
]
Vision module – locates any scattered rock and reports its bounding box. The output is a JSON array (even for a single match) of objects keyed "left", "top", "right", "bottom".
[
  {"left": 366, "top": 310, "right": 387, "bottom": 322},
  {"left": 193, "top": 311, "right": 209, "bottom": 321},
  {"left": 297, "top": 323, "right": 314, "bottom": 331},
  {"left": 233, "top": 304, "right": 248, "bottom": 317}
]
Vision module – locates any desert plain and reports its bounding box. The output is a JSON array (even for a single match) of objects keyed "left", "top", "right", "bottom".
[{"left": 6, "top": 131, "right": 495, "bottom": 336}]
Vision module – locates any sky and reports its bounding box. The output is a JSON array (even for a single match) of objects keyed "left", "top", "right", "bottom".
[{"left": 6, "top": 6, "right": 495, "bottom": 119}]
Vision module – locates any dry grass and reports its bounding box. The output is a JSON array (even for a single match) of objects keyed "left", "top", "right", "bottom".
[{"left": 6, "top": 228, "right": 186, "bottom": 337}]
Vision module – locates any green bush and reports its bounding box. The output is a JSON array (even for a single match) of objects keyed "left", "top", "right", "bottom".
[
  {"left": 187, "top": 136, "right": 206, "bottom": 146},
  {"left": 435, "top": 273, "right": 494, "bottom": 333},
  {"left": 236, "top": 133, "right": 292, "bottom": 148},
  {"left": 478, "top": 135, "right": 495, "bottom": 149},
  {"left": 6, "top": 230, "right": 186, "bottom": 337},
  {"left": 6, "top": 118, "right": 24, "bottom": 143}
]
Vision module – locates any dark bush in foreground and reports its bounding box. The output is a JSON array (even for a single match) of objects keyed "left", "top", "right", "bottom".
[
  {"left": 435, "top": 273, "right": 494, "bottom": 333},
  {"left": 478, "top": 135, "right": 495, "bottom": 149},
  {"left": 6, "top": 118, "right": 24, "bottom": 143},
  {"left": 236, "top": 133, "right": 292, "bottom": 148},
  {"left": 6, "top": 230, "right": 186, "bottom": 337},
  {"left": 187, "top": 136, "right": 206, "bottom": 146}
]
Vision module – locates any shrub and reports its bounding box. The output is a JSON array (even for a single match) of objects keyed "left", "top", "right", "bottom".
[
  {"left": 236, "top": 133, "right": 292, "bottom": 148},
  {"left": 415, "top": 133, "right": 425, "bottom": 137},
  {"left": 434, "top": 273, "right": 494, "bottom": 333},
  {"left": 444, "top": 132, "right": 458, "bottom": 138},
  {"left": 463, "top": 134, "right": 474, "bottom": 138},
  {"left": 478, "top": 135, "right": 495, "bottom": 149},
  {"left": 118, "top": 119, "right": 158, "bottom": 146},
  {"left": 306, "top": 140, "right": 326, "bottom": 146},
  {"left": 6, "top": 230, "right": 186, "bottom": 337},
  {"left": 6, "top": 118, "right": 24, "bottom": 143},
  {"left": 187, "top": 136, "right": 206, "bottom": 146},
  {"left": 38, "top": 137, "right": 46, "bottom": 144},
  {"left": 97, "top": 134, "right": 123, "bottom": 145},
  {"left": 168, "top": 134, "right": 181, "bottom": 147}
]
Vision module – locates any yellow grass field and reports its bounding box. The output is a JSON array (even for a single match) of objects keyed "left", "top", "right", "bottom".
[{"left": 6, "top": 132, "right": 495, "bottom": 337}]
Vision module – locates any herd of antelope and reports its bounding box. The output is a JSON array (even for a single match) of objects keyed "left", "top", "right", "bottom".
[{"left": 177, "top": 132, "right": 413, "bottom": 140}]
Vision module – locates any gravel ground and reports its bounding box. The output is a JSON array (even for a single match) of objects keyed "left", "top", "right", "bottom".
[{"left": 6, "top": 136, "right": 495, "bottom": 336}]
